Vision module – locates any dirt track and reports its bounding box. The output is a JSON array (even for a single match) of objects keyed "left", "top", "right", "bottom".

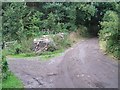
[{"left": 7, "top": 38, "right": 118, "bottom": 88}]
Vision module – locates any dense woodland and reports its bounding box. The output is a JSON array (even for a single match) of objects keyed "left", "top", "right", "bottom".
[{"left": 1, "top": 2, "right": 120, "bottom": 81}]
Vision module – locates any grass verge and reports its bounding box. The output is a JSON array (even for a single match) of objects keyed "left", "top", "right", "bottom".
[
  {"left": 2, "top": 72, "right": 24, "bottom": 88},
  {"left": 7, "top": 49, "right": 64, "bottom": 60},
  {"left": 99, "top": 40, "right": 119, "bottom": 60},
  {"left": 40, "top": 52, "right": 63, "bottom": 60}
]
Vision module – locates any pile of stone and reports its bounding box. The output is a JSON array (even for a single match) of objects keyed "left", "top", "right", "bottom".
[
  {"left": 33, "top": 35, "right": 57, "bottom": 53},
  {"left": 33, "top": 33, "right": 66, "bottom": 53}
]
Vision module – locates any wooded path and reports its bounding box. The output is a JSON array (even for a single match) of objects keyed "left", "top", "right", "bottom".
[{"left": 7, "top": 38, "right": 118, "bottom": 88}]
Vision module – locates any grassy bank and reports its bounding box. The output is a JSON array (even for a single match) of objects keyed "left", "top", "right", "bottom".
[
  {"left": 99, "top": 40, "right": 119, "bottom": 60},
  {"left": 2, "top": 72, "right": 24, "bottom": 88}
]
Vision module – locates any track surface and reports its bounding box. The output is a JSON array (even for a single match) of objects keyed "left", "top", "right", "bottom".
[{"left": 7, "top": 38, "right": 118, "bottom": 88}]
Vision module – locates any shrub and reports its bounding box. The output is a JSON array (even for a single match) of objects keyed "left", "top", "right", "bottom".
[
  {"left": 5, "top": 38, "right": 34, "bottom": 55},
  {"left": 52, "top": 33, "right": 71, "bottom": 49},
  {"left": 78, "top": 25, "right": 89, "bottom": 37},
  {"left": 5, "top": 41, "right": 22, "bottom": 55},
  {"left": 2, "top": 50, "right": 9, "bottom": 80},
  {"left": 20, "top": 38, "right": 34, "bottom": 53},
  {"left": 99, "top": 10, "right": 120, "bottom": 59}
]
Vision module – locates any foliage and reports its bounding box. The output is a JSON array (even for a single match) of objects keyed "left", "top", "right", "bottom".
[
  {"left": 2, "top": 50, "right": 9, "bottom": 80},
  {"left": 76, "top": 3, "right": 96, "bottom": 26},
  {"left": 99, "top": 10, "right": 120, "bottom": 59},
  {"left": 2, "top": 2, "right": 120, "bottom": 59},
  {"left": 20, "top": 38, "right": 34, "bottom": 53},
  {"left": 2, "top": 2, "right": 120, "bottom": 41},
  {"left": 53, "top": 34, "right": 71, "bottom": 49},
  {"left": 3, "top": 3, "right": 27, "bottom": 41},
  {"left": 5, "top": 39, "right": 34, "bottom": 55},
  {"left": 78, "top": 25, "right": 89, "bottom": 37},
  {"left": 2, "top": 2, "right": 97, "bottom": 41},
  {"left": 2, "top": 3, "right": 43, "bottom": 42},
  {"left": 88, "top": 2, "right": 118, "bottom": 35},
  {"left": 5, "top": 42, "right": 21, "bottom": 55}
]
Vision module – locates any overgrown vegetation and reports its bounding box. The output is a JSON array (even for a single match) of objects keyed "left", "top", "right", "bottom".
[{"left": 99, "top": 10, "right": 120, "bottom": 59}]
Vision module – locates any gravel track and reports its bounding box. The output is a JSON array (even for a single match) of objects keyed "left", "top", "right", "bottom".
[{"left": 7, "top": 38, "right": 118, "bottom": 88}]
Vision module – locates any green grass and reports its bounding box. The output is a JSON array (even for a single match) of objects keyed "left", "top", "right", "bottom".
[
  {"left": 7, "top": 53, "right": 36, "bottom": 58},
  {"left": 2, "top": 72, "right": 24, "bottom": 88},
  {"left": 7, "top": 49, "right": 64, "bottom": 60},
  {"left": 39, "top": 49, "right": 64, "bottom": 60},
  {"left": 40, "top": 49, "right": 64, "bottom": 55},
  {"left": 40, "top": 52, "right": 62, "bottom": 60}
]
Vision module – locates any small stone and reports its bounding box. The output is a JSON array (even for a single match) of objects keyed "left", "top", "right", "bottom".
[
  {"left": 49, "top": 79, "right": 53, "bottom": 83},
  {"left": 81, "top": 74, "right": 84, "bottom": 77},
  {"left": 47, "top": 73, "right": 57, "bottom": 76},
  {"left": 87, "top": 75, "right": 90, "bottom": 78},
  {"left": 77, "top": 74, "right": 80, "bottom": 77}
]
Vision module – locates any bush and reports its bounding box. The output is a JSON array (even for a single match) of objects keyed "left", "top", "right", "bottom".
[
  {"left": 5, "top": 38, "right": 34, "bottom": 55},
  {"left": 2, "top": 50, "right": 9, "bottom": 80},
  {"left": 20, "top": 38, "right": 34, "bottom": 53},
  {"left": 5, "top": 41, "right": 23, "bottom": 55},
  {"left": 78, "top": 25, "right": 89, "bottom": 37},
  {"left": 99, "top": 10, "right": 120, "bottom": 59},
  {"left": 52, "top": 33, "right": 71, "bottom": 49}
]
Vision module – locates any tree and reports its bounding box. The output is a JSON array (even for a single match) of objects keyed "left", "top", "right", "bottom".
[
  {"left": 2, "top": 2, "right": 43, "bottom": 41},
  {"left": 2, "top": 3, "right": 27, "bottom": 42}
]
